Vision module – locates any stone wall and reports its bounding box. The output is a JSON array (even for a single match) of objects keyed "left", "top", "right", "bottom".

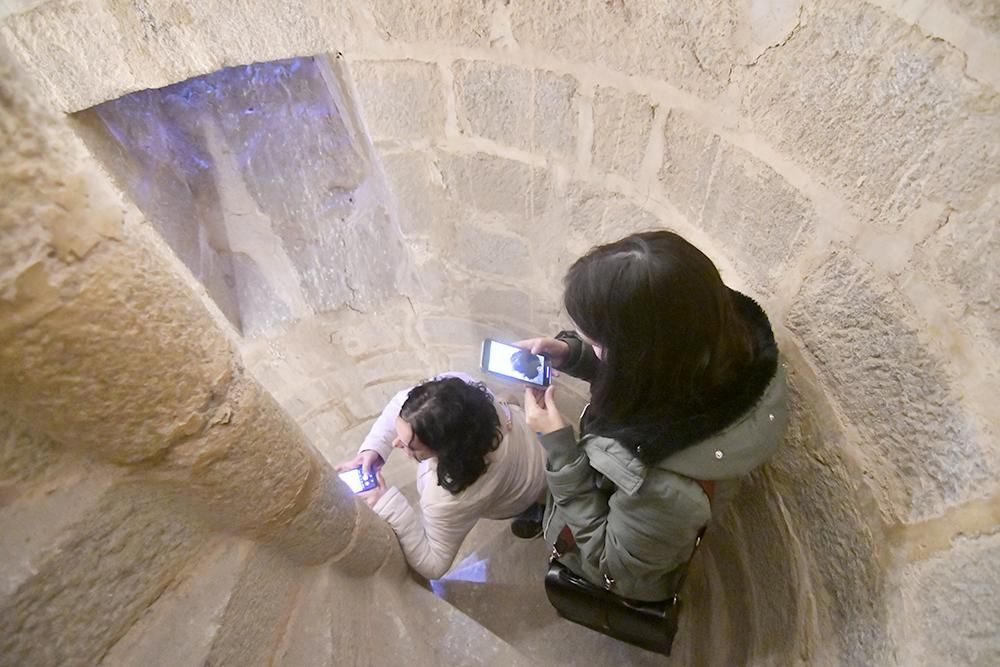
[{"left": 1, "top": 0, "right": 998, "bottom": 665}]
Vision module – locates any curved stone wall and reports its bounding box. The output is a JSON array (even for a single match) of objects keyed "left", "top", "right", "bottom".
[{"left": 2, "top": 1, "right": 998, "bottom": 665}]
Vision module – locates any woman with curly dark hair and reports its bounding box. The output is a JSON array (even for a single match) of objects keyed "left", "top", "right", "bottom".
[{"left": 336, "top": 373, "right": 546, "bottom": 579}]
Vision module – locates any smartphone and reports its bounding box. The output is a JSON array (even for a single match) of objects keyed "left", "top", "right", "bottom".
[
  {"left": 481, "top": 338, "right": 552, "bottom": 387},
  {"left": 338, "top": 467, "right": 378, "bottom": 494}
]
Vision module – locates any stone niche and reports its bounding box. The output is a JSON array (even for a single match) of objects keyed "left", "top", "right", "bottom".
[{"left": 74, "top": 55, "right": 408, "bottom": 336}]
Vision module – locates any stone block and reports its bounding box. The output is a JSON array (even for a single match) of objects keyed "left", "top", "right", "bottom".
[
  {"left": 469, "top": 287, "right": 533, "bottom": 324},
  {"left": 202, "top": 545, "right": 301, "bottom": 665},
  {"left": 0, "top": 482, "right": 205, "bottom": 666},
  {"left": 768, "top": 355, "right": 893, "bottom": 664},
  {"left": 369, "top": 0, "right": 491, "bottom": 46},
  {"left": 899, "top": 532, "right": 1000, "bottom": 667},
  {"left": 420, "top": 316, "right": 511, "bottom": 348},
  {"left": 787, "top": 254, "right": 993, "bottom": 521},
  {"left": 919, "top": 195, "right": 999, "bottom": 341},
  {"left": 102, "top": 541, "right": 252, "bottom": 667},
  {"left": 699, "top": 144, "right": 815, "bottom": 288},
  {"left": 350, "top": 60, "right": 445, "bottom": 140},
  {"left": 449, "top": 222, "right": 533, "bottom": 279},
  {"left": 659, "top": 110, "right": 721, "bottom": 222},
  {"left": 734, "top": 0, "right": 1000, "bottom": 226},
  {"left": 380, "top": 151, "right": 437, "bottom": 236},
  {"left": 508, "top": 0, "right": 739, "bottom": 98},
  {"left": 436, "top": 151, "right": 550, "bottom": 225},
  {"left": 454, "top": 61, "right": 576, "bottom": 159},
  {"left": 591, "top": 86, "right": 654, "bottom": 178},
  {"left": 0, "top": 412, "right": 64, "bottom": 488},
  {"left": 565, "top": 183, "right": 663, "bottom": 245}
]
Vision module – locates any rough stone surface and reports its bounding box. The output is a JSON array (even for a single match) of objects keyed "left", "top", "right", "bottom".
[
  {"left": 455, "top": 61, "right": 576, "bottom": 159},
  {"left": 351, "top": 60, "right": 445, "bottom": 140},
  {"left": 591, "top": 86, "right": 654, "bottom": 178},
  {"left": 899, "top": 531, "right": 1000, "bottom": 667},
  {"left": 1, "top": 0, "right": 359, "bottom": 112},
  {"left": 659, "top": 110, "right": 721, "bottom": 223},
  {"left": 508, "top": 0, "right": 740, "bottom": 98},
  {"left": 769, "top": 354, "right": 893, "bottom": 664},
  {"left": 0, "top": 411, "right": 63, "bottom": 488},
  {"left": 102, "top": 540, "right": 252, "bottom": 667},
  {"left": 368, "top": 0, "right": 491, "bottom": 47},
  {"left": 788, "top": 254, "right": 993, "bottom": 521},
  {"left": 564, "top": 183, "right": 662, "bottom": 246},
  {"left": 202, "top": 545, "right": 301, "bottom": 666},
  {"left": 449, "top": 222, "right": 532, "bottom": 279},
  {"left": 436, "top": 151, "right": 549, "bottom": 226},
  {"left": 735, "top": 0, "right": 1000, "bottom": 226},
  {"left": 0, "top": 482, "right": 207, "bottom": 667},
  {"left": 919, "top": 194, "right": 1000, "bottom": 341},
  {"left": 699, "top": 144, "right": 815, "bottom": 287}
]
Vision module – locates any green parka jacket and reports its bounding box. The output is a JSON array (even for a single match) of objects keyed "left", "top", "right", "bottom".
[{"left": 540, "top": 292, "right": 787, "bottom": 602}]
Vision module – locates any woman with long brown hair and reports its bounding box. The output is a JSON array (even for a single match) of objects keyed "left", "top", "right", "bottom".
[{"left": 521, "top": 230, "right": 787, "bottom": 602}]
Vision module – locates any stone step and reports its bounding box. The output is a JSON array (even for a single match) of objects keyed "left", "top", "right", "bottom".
[
  {"left": 0, "top": 476, "right": 211, "bottom": 667},
  {"left": 428, "top": 518, "right": 674, "bottom": 666},
  {"left": 101, "top": 539, "right": 254, "bottom": 667}
]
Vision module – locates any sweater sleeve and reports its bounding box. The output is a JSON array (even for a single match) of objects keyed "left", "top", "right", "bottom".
[
  {"left": 371, "top": 480, "right": 480, "bottom": 580},
  {"left": 553, "top": 330, "right": 600, "bottom": 383}
]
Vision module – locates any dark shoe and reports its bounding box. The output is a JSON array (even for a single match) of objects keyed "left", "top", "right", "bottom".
[{"left": 511, "top": 502, "right": 544, "bottom": 539}]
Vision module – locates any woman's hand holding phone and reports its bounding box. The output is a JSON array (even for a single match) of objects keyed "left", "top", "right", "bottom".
[
  {"left": 334, "top": 449, "right": 384, "bottom": 477},
  {"left": 358, "top": 469, "right": 388, "bottom": 508},
  {"left": 524, "top": 385, "right": 567, "bottom": 435},
  {"left": 514, "top": 337, "right": 571, "bottom": 369}
]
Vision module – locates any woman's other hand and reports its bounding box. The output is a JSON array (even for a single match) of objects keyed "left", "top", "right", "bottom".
[
  {"left": 524, "top": 385, "right": 567, "bottom": 435},
  {"left": 514, "top": 337, "right": 571, "bottom": 369},
  {"left": 357, "top": 469, "right": 388, "bottom": 508},
  {"left": 334, "top": 449, "right": 384, "bottom": 476}
]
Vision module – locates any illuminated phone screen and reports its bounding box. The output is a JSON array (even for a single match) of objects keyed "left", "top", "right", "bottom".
[
  {"left": 481, "top": 339, "right": 551, "bottom": 387},
  {"left": 338, "top": 467, "right": 377, "bottom": 494}
]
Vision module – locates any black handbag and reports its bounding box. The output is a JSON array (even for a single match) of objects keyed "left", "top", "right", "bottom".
[
  {"left": 544, "top": 480, "right": 714, "bottom": 656},
  {"left": 544, "top": 550, "right": 684, "bottom": 654}
]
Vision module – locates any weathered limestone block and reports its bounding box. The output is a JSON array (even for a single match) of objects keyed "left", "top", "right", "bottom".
[
  {"left": 202, "top": 545, "right": 302, "bottom": 666},
  {"left": 898, "top": 532, "right": 1000, "bottom": 666},
  {"left": 507, "top": 0, "right": 739, "bottom": 97},
  {"left": 350, "top": 60, "right": 445, "bottom": 140},
  {"left": 469, "top": 286, "right": 534, "bottom": 325},
  {"left": 0, "top": 482, "right": 207, "bottom": 667},
  {"left": 699, "top": 144, "right": 816, "bottom": 288},
  {"left": 0, "top": 226, "right": 236, "bottom": 464},
  {"left": 565, "top": 183, "right": 662, "bottom": 242},
  {"left": 436, "top": 151, "right": 550, "bottom": 225},
  {"left": 454, "top": 61, "right": 576, "bottom": 159},
  {"left": 659, "top": 110, "right": 721, "bottom": 222},
  {"left": 917, "top": 193, "right": 1000, "bottom": 341},
  {"left": 0, "top": 412, "right": 64, "bottom": 489},
  {"left": 368, "top": 0, "right": 491, "bottom": 46},
  {"left": 1, "top": 0, "right": 358, "bottom": 112},
  {"left": 380, "top": 149, "right": 455, "bottom": 245},
  {"left": 735, "top": 0, "right": 1000, "bottom": 226},
  {"left": 591, "top": 86, "right": 654, "bottom": 178},
  {"left": 449, "top": 221, "right": 533, "bottom": 279},
  {"left": 101, "top": 540, "right": 252, "bottom": 667},
  {"left": 944, "top": 0, "right": 1000, "bottom": 32},
  {"left": 787, "top": 254, "right": 993, "bottom": 521},
  {"left": 769, "top": 349, "right": 892, "bottom": 664}
]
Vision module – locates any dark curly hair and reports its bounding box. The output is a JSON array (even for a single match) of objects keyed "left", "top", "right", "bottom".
[{"left": 399, "top": 377, "right": 502, "bottom": 494}]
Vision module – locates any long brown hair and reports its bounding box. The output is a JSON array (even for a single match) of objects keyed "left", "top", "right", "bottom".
[{"left": 564, "top": 231, "right": 754, "bottom": 462}]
